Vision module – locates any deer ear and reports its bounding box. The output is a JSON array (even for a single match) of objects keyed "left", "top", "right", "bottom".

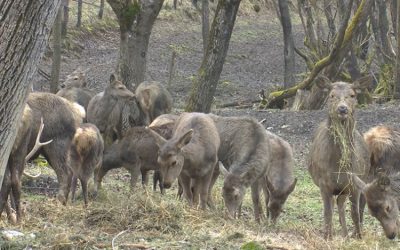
[
  {"left": 146, "top": 127, "right": 167, "bottom": 147},
  {"left": 176, "top": 129, "right": 193, "bottom": 149},
  {"left": 315, "top": 75, "right": 332, "bottom": 92},
  {"left": 110, "top": 74, "right": 117, "bottom": 85},
  {"left": 219, "top": 162, "right": 229, "bottom": 177},
  {"left": 352, "top": 75, "right": 373, "bottom": 93},
  {"left": 352, "top": 174, "right": 367, "bottom": 193}
]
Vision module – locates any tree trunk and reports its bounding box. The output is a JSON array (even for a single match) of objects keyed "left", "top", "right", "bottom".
[
  {"left": 107, "top": 0, "right": 164, "bottom": 90},
  {"left": 61, "top": 0, "right": 69, "bottom": 37},
  {"left": 99, "top": 0, "right": 105, "bottom": 19},
  {"left": 395, "top": 0, "right": 400, "bottom": 98},
  {"left": 377, "top": 0, "right": 395, "bottom": 59},
  {"left": 186, "top": 0, "right": 242, "bottom": 113},
  {"left": 50, "top": 7, "right": 63, "bottom": 93},
  {"left": 278, "top": 0, "right": 295, "bottom": 87},
  {"left": 77, "top": 0, "right": 83, "bottom": 27},
  {"left": 0, "top": 0, "right": 61, "bottom": 190},
  {"left": 202, "top": 0, "right": 210, "bottom": 56},
  {"left": 174, "top": 0, "right": 178, "bottom": 9}
]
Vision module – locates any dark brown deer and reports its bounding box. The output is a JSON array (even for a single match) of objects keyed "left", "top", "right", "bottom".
[
  {"left": 308, "top": 79, "right": 371, "bottom": 239},
  {"left": 135, "top": 81, "right": 173, "bottom": 123},
  {"left": 95, "top": 125, "right": 172, "bottom": 193},
  {"left": 147, "top": 112, "right": 220, "bottom": 209},
  {"left": 0, "top": 93, "right": 83, "bottom": 222},
  {"left": 70, "top": 123, "right": 104, "bottom": 207},
  {"left": 352, "top": 125, "right": 400, "bottom": 239},
  {"left": 87, "top": 74, "right": 145, "bottom": 145}
]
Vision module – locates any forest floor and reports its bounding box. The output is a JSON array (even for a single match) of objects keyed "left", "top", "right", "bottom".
[{"left": 2, "top": 1, "right": 400, "bottom": 249}]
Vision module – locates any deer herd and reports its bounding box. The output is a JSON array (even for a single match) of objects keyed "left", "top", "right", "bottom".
[{"left": 1, "top": 70, "right": 399, "bottom": 240}]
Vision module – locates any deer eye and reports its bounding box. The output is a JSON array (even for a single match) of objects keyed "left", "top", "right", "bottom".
[
  {"left": 74, "top": 77, "right": 79, "bottom": 80},
  {"left": 386, "top": 205, "right": 392, "bottom": 213},
  {"left": 118, "top": 86, "right": 124, "bottom": 90},
  {"left": 171, "top": 161, "right": 177, "bottom": 166},
  {"left": 350, "top": 94, "right": 355, "bottom": 98}
]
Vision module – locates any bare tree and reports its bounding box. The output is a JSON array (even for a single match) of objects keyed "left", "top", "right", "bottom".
[
  {"left": 99, "top": 0, "right": 105, "bottom": 19},
  {"left": 278, "top": 0, "right": 295, "bottom": 87},
  {"left": 61, "top": 0, "right": 69, "bottom": 37},
  {"left": 50, "top": 7, "right": 63, "bottom": 93},
  {"left": 107, "top": 0, "right": 164, "bottom": 90},
  {"left": 186, "top": 0, "right": 242, "bottom": 113},
  {"left": 0, "top": 0, "right": 61, "bottom": 190},
  {"left": 77, "top": 0, "right": 83, "bottom": 27},
  {"left": 202, "top": 0, "right": 210, "bottom": 56}
]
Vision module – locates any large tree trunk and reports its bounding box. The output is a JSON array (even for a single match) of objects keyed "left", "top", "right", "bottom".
[
  {"left": 0, "top": 0, "right": 61, "bottom": 190},
  {"left": 202, "top": 0, "right": 210, "bottom": 56},
  {"left": 186, "top": 0, "right": 242, "bottom": 113},
  {"left": 278, "top": 0, "right": 295, "bottom": 87},
  {"left": 77, "top": 0, "right": 83, "bottom": 28},
  {"left": 107, "top": 0, "right": 164, "bottom": 90},
  {"left": 396, "top": 0, "right": 400, "bottom": 98},
  {"left": 50, "top": 7, "right": 63, "bottom": 93},
  {"left": 61, "top": 0, "right": 69, "bottom": 37}
]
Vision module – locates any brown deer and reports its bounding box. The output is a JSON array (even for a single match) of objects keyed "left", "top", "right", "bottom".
[
  {"left": 147, "top": 112, "right": 220, "bottom": 209},
  {"left": 70, "top": 123, "right": 104, "bottom": 207},
  {"left": 308, "top": 79, "right": 371, "bottom": 239},
  {"left": 352, "top": 125, "right": 400, "bottom": 239}
]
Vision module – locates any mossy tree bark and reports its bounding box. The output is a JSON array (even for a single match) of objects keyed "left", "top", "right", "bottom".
[
  {"left": 201, "top": 0, "right": 210, "bottom": 56},
  {"left": 395, "top": 0, "right": 400, "bottom": 98},
  {"left": 267, "top": 0, "right": 373, "bottom": 109},
  {"left": 98, "top": 0, "right": 105, "bottom": 19},
  {"left": 61, "top": 0, "right": 69, "bottom": 37},
  {"left": 186, "top": 0, "right": 242, "bottom": 113},
  {"left": 107, "top": 0, "right": 164, "bottom": 90},
  {"left": 0, "top": 0, "right": 61, "bottom": 190}
]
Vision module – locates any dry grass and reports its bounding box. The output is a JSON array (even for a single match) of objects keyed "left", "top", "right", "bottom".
[{"left": 1, "top": 167, "right": 399, "bottom": 249}]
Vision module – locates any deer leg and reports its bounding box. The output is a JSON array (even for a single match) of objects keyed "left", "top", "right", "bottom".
[
  {"left": 261, "top": 179, "right": 270, "bottom": 220},
  {"left": 198, "top": 170, "right": 213, "bottom": 210},
  {"left": 179, "top": 173, "right": 193, "bottom": 206},
  {"left": 206, "top": 163, "right": 220, "bottom": 209},
  {"left": 321, "top": 190, "right": 334, "bottom": 239},
  {"left": 80, "top": 178, "right": 88, "bottom": 207},
  {"left": 349, "top": 190, "right": 362, "bottom": 239},
  {"left": 9, "top": 159, "right": 22, "bottom": 222},
  {"left": 141, "top": 168, "right": 149, "bottom": 186},
  {"left": 128, "top": 165, "right": 141, "bottom": 190},
  {"left": 337, "top": 194, "right": 348, "bottom": 237},
  {"left": 43, "top": 145, "right": 72, "bottom": 205},
  {"left": 71, "top": 175, "right": 78, "bottom": 203},
  {"left": 0, "top": 171, "right": 12, "bottom": 221},
  {"left": 251, "top": 180, "right": 263, "bottom": 223},
  {"left": 359, "top": 193, "right": 366, "bottom": 226}
]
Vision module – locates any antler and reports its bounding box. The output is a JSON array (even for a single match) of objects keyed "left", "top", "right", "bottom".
[{"left": 25, "top": 117, "right": 53, "bottom": 162}]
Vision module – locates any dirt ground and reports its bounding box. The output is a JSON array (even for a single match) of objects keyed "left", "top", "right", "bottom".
[{"left": 4, "top": 2, "right": 400, "bottom": 249}]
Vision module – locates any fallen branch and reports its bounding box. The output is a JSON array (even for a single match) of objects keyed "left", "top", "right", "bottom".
[{"left": 216, "top": 99, "right": 259, "bottom": 108}]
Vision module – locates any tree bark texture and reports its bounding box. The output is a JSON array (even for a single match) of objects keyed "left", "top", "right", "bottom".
[
  {"left": 50, "top": 7, "right": 63, "bottom": 93},
  {"left": 61, "top": 0, "right": 69, "bottom": 37},
  {"left": 107, "top": 0, "right": 164, "bottom": 90},
  {"left": 99, "top": 0, "right": 105, "bottom": 19},
  {"left": 202, "top": 0, "right": 210, "bottom": 56},
  {"left": 186, "top": 0, "right": 242, "bottom": 113},
  {"left": 0, "top": 0, "right": 61, "bottom": 191},
  {"left": 77, "top": 0, "right": 83, "bottom": 27},
  {"left": 278, "top": 0, "right": 295, "bottom": 87}
]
